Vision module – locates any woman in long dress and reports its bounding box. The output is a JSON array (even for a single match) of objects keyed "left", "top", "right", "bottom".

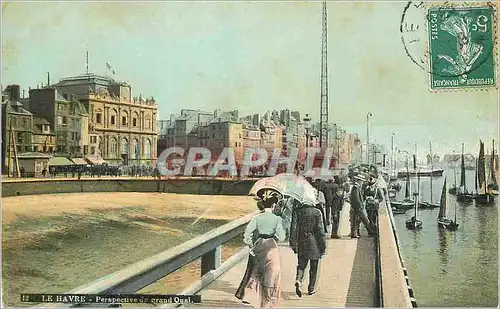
[{"left": 235, "top": 195, "right": 286, "bottom": 307}]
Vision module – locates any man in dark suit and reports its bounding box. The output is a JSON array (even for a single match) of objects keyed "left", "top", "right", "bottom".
[
  {"left": 350, "top": 174, "right": 375, "bottom": 238},
  {"left": 290, "top": 202, "right": 326, "bottom": 297},
  {"left": 322, "top": 178, "right": 337, "bottom": 227}
]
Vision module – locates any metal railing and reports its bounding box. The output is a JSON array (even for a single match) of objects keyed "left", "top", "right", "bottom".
[
  {"left": 382, "top": 190, "right": 418, "bottom": 307},
  {"left": 60, "top": 211, "right": 258, "bottom": 307}
]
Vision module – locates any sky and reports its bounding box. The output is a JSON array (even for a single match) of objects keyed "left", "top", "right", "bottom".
[{"left": 2, "top": 1, "right": 499, "bottom": 158}]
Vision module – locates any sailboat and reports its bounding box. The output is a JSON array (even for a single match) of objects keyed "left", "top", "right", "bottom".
[
  {"left": 406, "top": 191, "right": 423, "bottom": 229},
  {"left": 457, "top": 143, "right": 474, "bottom": 203},
  {"left": 437, "top": 178, "right": 459, "bottom": 230},
  {"left": 449, "top": 155, "right": 458, "bottom": 195},
  {"left": 487, "top": 140, "right": 498, "bottom": 194},
  {"left": 474, "top": 140, "right": 496, "bottom": 205},
  {"left": 391, "top": 165, "right": 414, "bottom": 210},
  {"left": 421, "top": 142, "right": 440, "bottom": 209}
]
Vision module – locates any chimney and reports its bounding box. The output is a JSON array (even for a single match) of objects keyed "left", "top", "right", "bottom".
[
  {"left": 47, "top": 72, "right": 50, "bottom": 87},
  {"left": 9, "top": 85, "right": 20, "bottom": 101}
]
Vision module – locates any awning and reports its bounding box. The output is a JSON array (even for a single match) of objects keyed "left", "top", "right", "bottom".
[
  {"left": 85, "top": 155, "right": 107, "bottom": 165},
  {"left": 49, "top": 156, "right": 75, "bottom": 166},
  {"left": 71, "top": 158, "right": 88, "bottom": 165}
]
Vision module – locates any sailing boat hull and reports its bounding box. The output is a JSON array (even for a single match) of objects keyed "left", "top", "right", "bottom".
[
  {"left": 437, "top": 218, "right": 459, "bottom": 230},
  {"left": 448, "top": 186, "right": 458, "bottom": 195},
  {"left": 406, "top": 219, "right": 422, "bottom": 229},
  {"left": 420, "top": 201, "right": 440, "bottom": 209},
  {"left": 457, "top": 193, "right": 474, "bottom": 203},
  {"left": 474, "top": 194, "right": 496, "bottom": 205}
]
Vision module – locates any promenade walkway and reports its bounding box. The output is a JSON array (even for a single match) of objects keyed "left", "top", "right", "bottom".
[{"left": 190, "top": 202, "right": 377, "bottom": 307}]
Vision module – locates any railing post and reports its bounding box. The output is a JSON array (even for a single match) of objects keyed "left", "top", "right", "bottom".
[{"left": 201, "top": 245, "right": 221, "bottom": 276}]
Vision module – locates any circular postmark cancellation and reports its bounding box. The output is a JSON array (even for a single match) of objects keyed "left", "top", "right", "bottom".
[{"left": 400, "top": 1, "right": 498, "bottom": 90}]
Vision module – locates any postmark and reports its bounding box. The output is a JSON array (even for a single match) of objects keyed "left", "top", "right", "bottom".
[{"left": 400, "top": 1, "right": 498, "bottom": 90}]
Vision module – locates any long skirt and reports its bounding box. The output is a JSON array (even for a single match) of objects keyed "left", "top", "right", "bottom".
[{"left": 235, "top": 238, "right": 282, "bottom": 308}]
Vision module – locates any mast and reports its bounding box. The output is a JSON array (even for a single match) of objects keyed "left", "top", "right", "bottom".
[
  {"left": 478, "top": 140, "right": 486, "bottom": 194},
  {"left": 454, "top": 198, "right": 457, "bottom": 222},
  {"left": 430, "top": 142, "right": 433, "bottom": 203},
  {"left": 461, "top": 143, "right": 466, "bottom": 192},
  {"left": 490, "top": 140, "right": 497, "bottom": 186},
  {"left": 475, "top": 158, "right": 478, "bottom": 193},
  {"left": 414, "top": 144, "right": 418, "bottom": 195},
  {"left": 391, "top": 134, "right": 394, "bottom": 178},
  {"left": 405, "top": 156, "right": 410, "bottom": 198}
]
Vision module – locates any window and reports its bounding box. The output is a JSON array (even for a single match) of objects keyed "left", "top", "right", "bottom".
[
  {"left": 122, "top": 116, "right": 127, "bottom": 126},
  {"left": 111, "top": 115, "right": 116, "bottom": 125},
  {"left": 235, "top": 142, "right": 238, "bottom": 147},
  {"left": 133, "top": 118, "right": 137, "bottom": 127},
  {"left": 12, "top": 118, "right": 17, "bottom": 127},
  {"left": 43, "top": 146, "right": 47, "bottom": 152},
  {"left": 90, "top": 146, "right": 95, "bottom": 155},
  {"left": 96, "top": 113, "right": 102, "bottom": 124},
  {"left": 110, "top": 138, "right": 118, "bottom": 158},
  {"left": 62, "top": 116, "right": 67, "bottom": 125},
  {"left": 145, "top": 139, "right": 152, "bottom": 159},
  {"left": 145, "top": 116, "right": 151, "bottom": 129}
]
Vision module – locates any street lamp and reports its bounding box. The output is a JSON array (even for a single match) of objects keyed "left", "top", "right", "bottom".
[{"left": 366, "top": 112, "right": 372, "bottom": 165}]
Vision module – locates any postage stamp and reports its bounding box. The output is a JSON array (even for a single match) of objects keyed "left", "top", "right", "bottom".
[{"left": 427, "top": 5, "right": 497, "bottom": 90}]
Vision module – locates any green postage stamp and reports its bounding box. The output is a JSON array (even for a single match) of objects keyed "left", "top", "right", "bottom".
[{"left": 428, "top": 4, "right": 497, "bottom": 90}]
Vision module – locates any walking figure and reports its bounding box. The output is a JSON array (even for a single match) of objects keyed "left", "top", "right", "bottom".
[
  {"left": 364, "top": 177, "right": 383, "bottom": 236},
  {"left": 235, "top": 193, "right": 285, "bottom": 307},
  {"left": 290, "top": 200, "right": 326, "bottom": 297},
  {"left": 330, "top": 176, "right": 344, "bottom": 239}
]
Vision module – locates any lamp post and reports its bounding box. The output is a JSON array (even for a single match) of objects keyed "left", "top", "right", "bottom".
[{"left": 366, "top": 112, "right": 372, "bottom": 165}]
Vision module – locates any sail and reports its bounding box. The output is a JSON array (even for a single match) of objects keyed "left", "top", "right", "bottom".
[
  {"left": 478, "top": 140, "right": 487, "bottom": 194},
  {"left": 490, "top": 140, "right": 498, "bottom": 186},
  {"left": 438, "top": 178, "right": 447, "bottom": 219}
]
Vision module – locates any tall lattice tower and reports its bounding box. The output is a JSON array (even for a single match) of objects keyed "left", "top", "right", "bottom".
[{"left": 319, "top": 1, "right": 329, "bottom": 149}]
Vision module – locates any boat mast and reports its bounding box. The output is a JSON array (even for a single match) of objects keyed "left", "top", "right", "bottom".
[
  {"left": 414, "top": 144, "right": 418, "bottom": 196},
  {"left": 454, "top": 198, "right": 457, "bottom": 223},
  {"left": 461, "top": 143, "right": 467, "bottom": 193},
  {"left": 430, "top": 142, "right": 433, "bottom": 203},
  {"left": 391, "top": 134, "right": 394, "bottom": 178}
]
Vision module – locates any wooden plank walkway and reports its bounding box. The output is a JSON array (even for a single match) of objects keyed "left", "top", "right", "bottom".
[{"left": 189, "top": 202, "right": 377, "bottom": 307}]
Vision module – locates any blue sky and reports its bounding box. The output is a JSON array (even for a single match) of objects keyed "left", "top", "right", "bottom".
[{"left": 2, "top": 1, "right": 498, "bottom": 157}]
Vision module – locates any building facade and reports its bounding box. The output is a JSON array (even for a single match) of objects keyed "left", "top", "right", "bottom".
[
  {"left": 53, "top": 74, "right": 158, "bottom": 165},
  {"left": 1, "top": 85, "right": 34, "bottom": 176},
  {"left": 29, "top": 88, "right": 89, "bottom": 158}
]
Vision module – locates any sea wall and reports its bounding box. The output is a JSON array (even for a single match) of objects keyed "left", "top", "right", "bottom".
[{"left": 2, "top": 178, "right": 257, "bottom": 197}]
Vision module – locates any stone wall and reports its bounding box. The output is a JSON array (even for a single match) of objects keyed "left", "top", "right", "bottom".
[{"left": 2, "top": 178, "right": 257, "bottom": 197}]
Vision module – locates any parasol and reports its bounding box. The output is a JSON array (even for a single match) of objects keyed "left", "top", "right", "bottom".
[{"left": 248, "top": 173, "right": 318, "bottom": 205}]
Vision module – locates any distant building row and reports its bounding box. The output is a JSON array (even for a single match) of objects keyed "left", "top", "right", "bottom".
[
  {"left": 158, "top": 108, "right": 361, "bottom": 164},
  {"left": 2, "top": 74, "right": 158, "bottom": 176}
]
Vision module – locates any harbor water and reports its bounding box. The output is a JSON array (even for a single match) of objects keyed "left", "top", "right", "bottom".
[{"left": 391, "top": 168, "right": 498, "bottom": 307}]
